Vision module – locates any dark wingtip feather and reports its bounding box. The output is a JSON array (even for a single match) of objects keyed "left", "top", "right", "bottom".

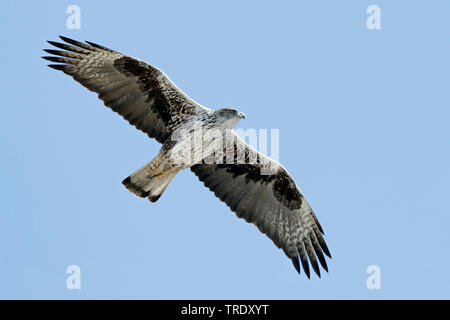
[
  {"left": 47, "top": 40, "right": 63, "bottom": 47},
  {"left": 59, "top": 35, "right": 72, "bottom": 42},
  {"left": 43, "top": 49, "right": 82, "bottom": 59},
  {"left": 319, "top": 256, "right": 328, "bottom": 273},
  {"left": 310, "top": 235, "right": 329, "bottom": 272},
  {"left": 314, "top": 228, "right": 332, "bottom": 259},
  {"left": 304, "top": 268, "right": 310, "bottom": 279},
  {"left": 43, "top": 49, "right": 56, "bottom": 54},
  {"left": 292, "top": 258, "right": 301, "bottom": 274},
  {"left": 312, "top": 264, "right": 321, "bottom": 278},
  {"left": 47, "top": 40, "right": 85, "bottom": 53},
  {"left": 320, "top": 241, "right": 332, "bottom": 259},
  {"left": 42, "top": 56, "right": 73, "bottom": 64},
  {"left": 85, "top": 40, "right": 115, "bottom": 52},
  {"left": 47, "top": 40, "right": 61, "bottom": 48},
  {"left": 59, "top": 35, "right": 92, "bottom": 50},
  {"left": 85, "top": 41, "right": 100, "bottom": 46},
  {"left": 59, "top": 35, "right": 77, "bottom": 44},
  {"left": 307, "top": 248, "right": 321, "bottom": 278},
  {"left": 298, "top": 247, "right": 310, "bottom": 279},
  {"left": 316, "top": 221, "right": 324, "bottom": 235},
  {"left": 47, "top": 64, "right": 66, "bottom": 71},
  {"left": 324, "top": 251, "right": 331, "bottom": 263},
  {"left": 316, "top": 253, "right": 328, "bottom": 273}
]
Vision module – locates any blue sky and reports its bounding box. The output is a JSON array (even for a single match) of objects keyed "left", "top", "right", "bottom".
[{"left": 1, "top": 1, "right": 449, "bottom": 299}]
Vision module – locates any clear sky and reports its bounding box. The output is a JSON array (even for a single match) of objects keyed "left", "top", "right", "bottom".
[{"left": 1, "top": 0, "right": 449, "bottom": 299}]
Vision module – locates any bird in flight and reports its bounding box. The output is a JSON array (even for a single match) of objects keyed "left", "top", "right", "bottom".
[{"left": 43, "top": 36, "right": 331, "bottom": 278}]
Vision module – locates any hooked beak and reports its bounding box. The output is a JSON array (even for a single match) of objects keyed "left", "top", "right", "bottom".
[{"left": 237, "top": 111, "right": 246, "bottom": 119}]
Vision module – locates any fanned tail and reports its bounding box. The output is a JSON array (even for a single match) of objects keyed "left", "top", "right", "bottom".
[{"left": 122, "top": 162, "right": 177, "bottom": 202}]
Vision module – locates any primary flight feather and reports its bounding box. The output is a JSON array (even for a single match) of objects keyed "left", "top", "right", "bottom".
[{"left": 43, "top": 36, "right": 331, "bottom": 278}]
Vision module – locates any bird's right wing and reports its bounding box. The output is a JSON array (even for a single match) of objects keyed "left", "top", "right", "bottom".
[
  {"left": 191, "top": 132, "right": 331, "bottom": 278},
  {"left": 43, "top": 36, "right": 210, "bottom": 143}
]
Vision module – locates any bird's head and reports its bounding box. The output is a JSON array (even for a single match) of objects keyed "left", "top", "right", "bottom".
[{"left": 214, "top": 108, "right": 246, "bottom": 127}]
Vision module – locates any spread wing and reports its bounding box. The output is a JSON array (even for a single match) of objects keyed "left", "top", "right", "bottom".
[
  {"left": 191, "top": 132, "right": 331, "bottom": 278},
  {"left": 43, "top": 36, "right": 210, "bottom": 143}
]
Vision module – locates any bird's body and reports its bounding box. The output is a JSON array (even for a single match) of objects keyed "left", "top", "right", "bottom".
[
  {"left": 43, "top": 36, "right": 331, "bottom": 278},
  {"left": 125, "top": 108, "right": 245, "bottom": 202}
]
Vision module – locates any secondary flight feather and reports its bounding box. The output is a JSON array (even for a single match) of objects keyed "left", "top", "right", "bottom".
[{"left": 43, "top": 36, "right": 331, "bottom": 278}]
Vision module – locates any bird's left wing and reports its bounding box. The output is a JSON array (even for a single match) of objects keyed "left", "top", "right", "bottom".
[
  {"left": 191, "top": 132, "right": 331, "bottom": 277},
  {"left": 43, "top": 36, "right": 210, "bottom": 143}
]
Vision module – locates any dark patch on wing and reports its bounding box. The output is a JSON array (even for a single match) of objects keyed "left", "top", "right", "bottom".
[
  {"left": 212, "top": 140, "right": 302, "bottom": 210},
  {"left": 43, "top": 36, "right": 207, "bottom": 144},
  {"left": 113, "top": 56, "right": 172, "bottom": 125},
  {"left": 272, "top": 170, "right": 303, "bottom": 210},
  {"left": 214, "top": 163, "right": 302, "bottom": 210},
  {"left": 209, "top": 138, "right": 303, "bottom": 210},
  {"left": 190, "top": 132, "right": 330, "bottom": 277}
]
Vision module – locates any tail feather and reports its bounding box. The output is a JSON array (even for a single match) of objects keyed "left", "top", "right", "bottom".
[{"left": 122, "top": 166, "right": 177, "bottom": 202}]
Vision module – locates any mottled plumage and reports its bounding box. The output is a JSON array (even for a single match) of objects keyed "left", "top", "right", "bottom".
[{"left": 43, "top": 36, "right": 331, "bottom": 278}]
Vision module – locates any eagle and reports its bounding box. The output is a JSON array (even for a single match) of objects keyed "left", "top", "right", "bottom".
[{"left": 43, "top": 36, "right": 331, "bottom": 278}]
